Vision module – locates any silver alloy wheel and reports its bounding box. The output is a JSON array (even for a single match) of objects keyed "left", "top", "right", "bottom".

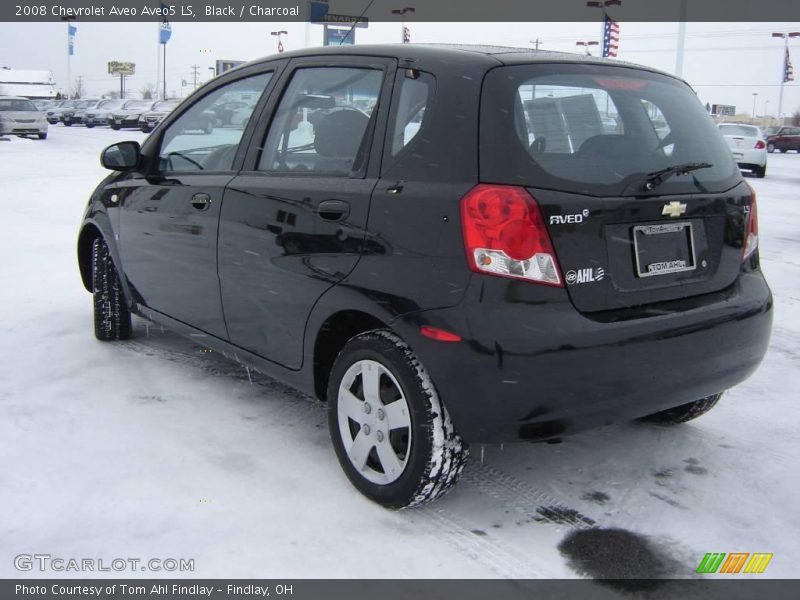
[{"left": 337, "top": 359, "right": 412, "bottom": 485}]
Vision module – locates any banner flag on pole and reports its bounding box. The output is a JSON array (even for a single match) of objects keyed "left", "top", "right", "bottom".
[
  {"left": 784, "top": 48, "right": 794, "bottom": 83},
  {"left": 68, "top": 25, "right": 77, "bottom": 55},
  {"left": 403, "top": 26, "right": 411, "bottom": 43},
  {"left": 602, "top": 15, "right": 619, "bottom": 58}
]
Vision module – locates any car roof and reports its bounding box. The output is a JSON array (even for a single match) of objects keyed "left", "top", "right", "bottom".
[
  {"left": 244, "top": 43, "right": 680, "bottom": 81},
  {"left": 0, "top": 95, "right": 33, "bottom": 100}
]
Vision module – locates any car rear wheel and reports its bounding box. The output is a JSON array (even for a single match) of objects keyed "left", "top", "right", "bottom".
[
  {"left": 37, "top": 133, "right": 47, "bottom": 140},
  {"left": 111, "top": 125, "right": 120, "bottom": 130},
  {"left": 86, "top": 123, "right": 94, "bottom": 129},
  {"left": 91, "top": 237, "right": 131, "bottom": 341},
  {"left": 754, "top": 165, "right": 766, "bottom": 178},
  {"left": 327, "top": 329, "right": 468, "bottom": 508},
  {"left": 640, "top": 393, "right": 723, "bottom": 425},
  {"left": 766, "top": 142, "right": 775, "bottom": 153}
]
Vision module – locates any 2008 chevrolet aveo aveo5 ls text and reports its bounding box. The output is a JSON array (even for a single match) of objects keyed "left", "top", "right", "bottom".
[{"left": 77, "top": 45, "right": 772, "bottom": 508}]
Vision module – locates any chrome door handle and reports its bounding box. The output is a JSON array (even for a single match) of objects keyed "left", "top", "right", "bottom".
[{"left": 191, "top": 193, "right": 211, "bottom": 210}]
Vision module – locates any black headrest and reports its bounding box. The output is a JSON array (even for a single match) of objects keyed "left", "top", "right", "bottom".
[{"left": 314, "top": 109, "right": 370, "bottom": 158}]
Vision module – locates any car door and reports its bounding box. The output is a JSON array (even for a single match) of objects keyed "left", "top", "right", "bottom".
[
  {"left": 116, "top": 69, "right": 278, "bottom": 338},
  {"left": 218, "top": 57, "right": 395, "bottom": 369}
]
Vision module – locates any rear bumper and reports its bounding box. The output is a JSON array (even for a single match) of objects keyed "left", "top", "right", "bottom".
[
  {"left": 733, "top": 148, "right": 767, "bottom": 168},
  {"left": 399, "top": 271, "right": 772, "bottom": 443}
]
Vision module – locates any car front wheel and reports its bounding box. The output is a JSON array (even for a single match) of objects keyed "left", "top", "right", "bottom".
[
  {"left": 640, "top": 393, "right": 723, "bottom": 425},
  {"left": 767, "top": 142, "right": 775, "bottom": 153},
  {"left": 327, "top": 329, "right": 468, "bottom": 508},
  {"left": 91, "top": 237, "right": 131, "bottom": 341}
]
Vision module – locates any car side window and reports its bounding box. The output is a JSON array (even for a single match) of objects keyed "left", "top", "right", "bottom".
[
  {"left": 257, "top": 67, "right": 384, "bottom": 176},
  {"left": 387, "top": 70, "right": 434, "bottom": 157},
  {"left": 158, "top": 72, "right": 272, "bottom": 173}
]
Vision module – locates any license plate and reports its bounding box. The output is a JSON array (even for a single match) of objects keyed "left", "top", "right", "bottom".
[
  {"left": 733, "top": 152, "right": 743, "bottom": 160},
  {"left": 633, "top": 222, "right": 696, "bottom": 278}
]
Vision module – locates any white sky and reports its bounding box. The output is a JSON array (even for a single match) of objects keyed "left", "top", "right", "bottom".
[{"left": 1, "top": 20, "right": 799, "bottom": 118}]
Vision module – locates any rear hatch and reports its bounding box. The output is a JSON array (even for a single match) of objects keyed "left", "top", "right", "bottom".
[{"left": 480, "top": 62, "right": 750, "bottom": 312}]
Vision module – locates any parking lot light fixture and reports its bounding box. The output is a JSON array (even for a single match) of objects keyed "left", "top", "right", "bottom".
[
  {"left": 271, "top": 30, "right": 288, "bottom": 53},
  {"left": 576, "top": 40, "right": 599, "bottom": 56}
]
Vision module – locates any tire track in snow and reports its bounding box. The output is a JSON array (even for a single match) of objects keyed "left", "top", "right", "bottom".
[
  {"left": 414, "top": 506, "right": 543, "bottom": 579},
  {"left": 460, "top": 461, "right": 600, "bottom": 531}
]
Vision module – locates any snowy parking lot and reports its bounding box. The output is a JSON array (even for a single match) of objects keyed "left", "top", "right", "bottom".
[{"left": 1, "top": 126, "right": 798, "bottom": 582}]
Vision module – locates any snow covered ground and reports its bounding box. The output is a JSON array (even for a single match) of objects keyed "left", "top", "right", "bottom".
[{"left": 1, "top": 126, "right": 798, "bottom": 583}]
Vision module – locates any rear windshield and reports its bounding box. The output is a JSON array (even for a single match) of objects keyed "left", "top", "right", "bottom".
[
  {"left": 481, "top": 64, "right": 739, "bottom": 197},
  {"left": 718, "top": 124, "right": 761, "bottom": 137},
  {"left": 0, "top": 99, "right": 37, "bottom": 111}
]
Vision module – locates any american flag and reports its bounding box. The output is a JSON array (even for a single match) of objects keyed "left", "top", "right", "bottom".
[
  {"left": 403, "top": 26, "right": 411, "bottom": 44},
  {"left": 602, "top": 15, "right": 619, "bottom": 58},
  {"left": 784, "top": 48, "right": 794, "bottom": 83},
  {"left": 278, "top": 39, "right": 284, "bottom": 53}
]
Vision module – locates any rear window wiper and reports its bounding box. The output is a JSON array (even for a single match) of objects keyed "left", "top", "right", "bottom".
[{"left": 641, "top": 162, "right": 713, "bottom": 191}]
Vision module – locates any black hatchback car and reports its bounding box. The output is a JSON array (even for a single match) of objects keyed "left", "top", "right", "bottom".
[{"left": 77, "top": 45, "right": 772, "bottom": 508}]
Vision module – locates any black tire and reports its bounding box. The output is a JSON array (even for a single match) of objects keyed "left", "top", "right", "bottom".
[
  {"left": 754, "top": 165, "right": 766, "bottom": 178},
  {"left": 86, "top": 123, "right": 94, "bottom": 129},
  {"left": 641, "top": 393, "right": 723, "bottom": 425},
  {"left": 64, "top": 122, "right": 72, "bottom": 127},
  {"left": 37, "top": 133, "right": 47, "bottom": 140},
  {"left": 780, "top": 148, "right": 787, "bottom": 153},
  {"left": 91, "top": 237, "right": 131, "bottom": 341},
  {"left": 766, "top": 142, "right": 775, "bottom": 153},
  {"left": 111, "top": 125, "right": 120, "bottom": 131},
  {"left": 327, "top": 329, "right": 469, "bottom": 508}
]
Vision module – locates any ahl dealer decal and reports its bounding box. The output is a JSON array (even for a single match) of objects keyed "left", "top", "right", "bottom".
[{"left": 565, "top": 267, "right": 605, "bottom": 285}]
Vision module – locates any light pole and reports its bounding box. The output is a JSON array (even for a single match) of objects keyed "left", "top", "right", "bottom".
[
  {"left": 391, "top": 7, "right": 415, "bottom": 44},
  {"left": 763, "top": 100, "right": 770, "bottom": 128},
  {"left": 271, "top": 30, "right": 288, "bottom": 53},
  {"left": 576, "top": 41, "right": 599, "bottom": 56},
  {"left": 586, "top": 0, "right": 622, "bottom": 58},
  {"left": 752, "top": 92, "right": 759, "bottom": 119},
  {"left": 771, "top": 31, "right": 799, "bottom": 124}
]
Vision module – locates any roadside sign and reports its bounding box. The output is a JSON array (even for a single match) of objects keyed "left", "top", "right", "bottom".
[
  {"left": 711, "top": 104, "right": 736, "bottom": 117},
  {"left": 309, "top": 1, "right": 329, "bottom": 22},
  {"left": 108, "top": 61, "right": 135, "bottom": 76},
  {"left": 321, "top": 13, "right": 368, "bottom": 27},
  {"left": 325, "top": 26, "right": 355, "bottom": 46},
  {"left": 216, "top": 60, "right": 246, "bottom": 75}
]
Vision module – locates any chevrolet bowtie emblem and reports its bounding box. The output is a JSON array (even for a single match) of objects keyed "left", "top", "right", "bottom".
[{"left": 662, "top": 201, "right": 687, "bottom": 218}]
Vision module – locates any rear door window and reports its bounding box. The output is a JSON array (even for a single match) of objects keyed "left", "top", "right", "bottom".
[
  {"left": 257, "top": 67, "right": 384, "bottom": 176},
  {"left": 481, "top": 65, "right": 740, "bottom": 196}
]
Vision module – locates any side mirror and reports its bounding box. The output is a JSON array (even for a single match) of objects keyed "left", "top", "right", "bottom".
[{"left": 101, "top": 141, "right": 141, "bottom": 171}]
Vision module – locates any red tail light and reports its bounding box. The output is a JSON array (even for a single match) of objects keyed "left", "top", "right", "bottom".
[
  {"left": 755, "top": 140, "right": 766, "bottom": 150},
  {"left": 743, "top": 183, "right": 759, "bottom": 261},
  {"left": 460, "top": 184, "right": 563, "bottom": 286}
]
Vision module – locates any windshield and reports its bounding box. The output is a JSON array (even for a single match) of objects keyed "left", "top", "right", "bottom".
[
  {"left": 152, "top": 100, "right": 181, "bottom": 111},
  {"left": 123, "top": 100, "right": 152, "bottom": 110},
  {"left": 481, "top": 64, "right": 739, "bottom": 197},
  {"left": 97, "top": 100, "right": 124, "bottom": 110},
  {"left": 0, "top": 99, "right": 38, "bottom": 111},
  {"left": 719, "top": 124, "right": 761, "bottom": 137}
]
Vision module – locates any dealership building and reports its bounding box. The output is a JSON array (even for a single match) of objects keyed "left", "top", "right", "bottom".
[{"left": 0, "top": 68, "right": 57, "bottom": 99}]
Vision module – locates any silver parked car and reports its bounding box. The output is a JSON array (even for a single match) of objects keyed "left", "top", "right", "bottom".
[
  {"left": 83, "top": 99, "right": 126, "bottom": 128},
  {"left": 0, "top": 96, "right": 48, "bottom": 139}
]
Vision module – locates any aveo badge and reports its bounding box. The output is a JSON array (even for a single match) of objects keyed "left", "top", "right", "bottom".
[{"left": 565, "top": 267, "right": 605, "bottom": 285}]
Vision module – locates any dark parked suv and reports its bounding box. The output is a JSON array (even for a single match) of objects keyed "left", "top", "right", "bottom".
[{"left": 77, "top": 45, "right": 772, "bottom": 508}]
